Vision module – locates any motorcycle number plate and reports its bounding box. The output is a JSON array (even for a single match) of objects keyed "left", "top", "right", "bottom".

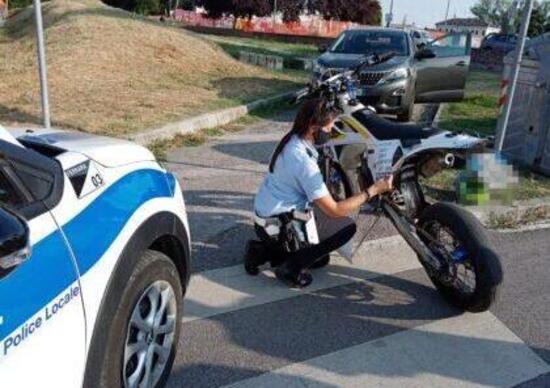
[{"left": 356, "top": 88, "right": 366, "bottom": 97}]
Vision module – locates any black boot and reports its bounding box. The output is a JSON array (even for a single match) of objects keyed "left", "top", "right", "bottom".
[
  {"left": 310, "top": 254, "right": 330, "bottom": 269},
  {"left": 275, "top": 260, "right": 313, "bottom": 288},
  {"left": 244, "top": 240, "right": 268, "bottom": 276}
]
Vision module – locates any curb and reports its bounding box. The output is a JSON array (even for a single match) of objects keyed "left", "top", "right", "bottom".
[
  {"left": 128, "top": 88, "right": 305, "bottom": 146},
  {"left": 466, "top": 197, "right": 550, "bottom": 229}
]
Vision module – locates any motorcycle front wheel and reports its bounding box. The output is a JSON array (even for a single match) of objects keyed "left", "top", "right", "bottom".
[{"left": 417, "top": 202, "right": 503, "bottom": 312}]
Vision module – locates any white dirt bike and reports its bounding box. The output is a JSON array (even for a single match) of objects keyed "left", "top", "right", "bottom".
[{"left": 297, "top": 53, "right": 503, "bottom": 312}]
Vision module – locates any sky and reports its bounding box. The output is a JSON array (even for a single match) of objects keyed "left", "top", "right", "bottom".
[{"left": 378, "top": 0, "right": 479, "bottom": 29}]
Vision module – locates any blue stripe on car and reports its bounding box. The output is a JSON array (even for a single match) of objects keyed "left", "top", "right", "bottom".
[{"left": 0, "top": 169, "right": 174, "bottom": 341}]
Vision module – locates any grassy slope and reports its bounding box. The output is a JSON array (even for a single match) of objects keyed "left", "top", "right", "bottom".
[
  {"left": 428, "top": 70, "right": 550, "bottom": 202},
  {"left": 0, "top": 0, "right": 306, "bottom": 135}
]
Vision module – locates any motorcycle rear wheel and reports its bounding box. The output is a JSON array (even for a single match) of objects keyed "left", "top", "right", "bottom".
[{"left": 417, "top": 202, "right": 503, "bottom": 312}]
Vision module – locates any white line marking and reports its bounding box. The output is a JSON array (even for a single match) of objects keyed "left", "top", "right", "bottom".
[
  {"left": 184, "top": 236, "right": 421, "bottom": 322},
  {"left": 225, "top": 312, "right": 550, "bottom": 388}
]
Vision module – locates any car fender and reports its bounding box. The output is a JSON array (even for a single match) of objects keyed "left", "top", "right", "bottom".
[{"left": 82, "top": 211, "right": 190, "bottom": 386}]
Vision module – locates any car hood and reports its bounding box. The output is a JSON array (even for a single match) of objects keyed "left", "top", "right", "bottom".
[
  {"left": 10, "top": 127, "right": 155, "bottom": 168},
  {"left": 317, "top": 52, "right": 409, "bottom": 71}
]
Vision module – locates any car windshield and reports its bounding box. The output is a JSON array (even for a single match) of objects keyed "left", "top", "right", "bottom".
[{"left": 330, "top": 30, "right": 409, "bottom": 56}]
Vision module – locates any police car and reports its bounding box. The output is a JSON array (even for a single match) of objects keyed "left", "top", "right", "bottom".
[{"left": 0, "top": 125, "right": 190, "bottom": 388}]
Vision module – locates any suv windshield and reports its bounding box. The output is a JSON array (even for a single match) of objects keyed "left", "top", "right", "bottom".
[{"left": 330, "top": 30, "right": 409, "bottom": 56}]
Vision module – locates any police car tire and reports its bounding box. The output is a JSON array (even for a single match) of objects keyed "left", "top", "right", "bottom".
[{"left": 83, "top": 249, "right": 182, "bottom": 388}]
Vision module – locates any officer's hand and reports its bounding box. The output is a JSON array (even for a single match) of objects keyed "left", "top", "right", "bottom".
[{"left": 367, "top": 175, "right": 394, "bottom": 198}]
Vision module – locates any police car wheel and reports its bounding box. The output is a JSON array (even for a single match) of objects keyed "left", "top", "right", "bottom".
[{"left": 84, "top": 250, "right": 182, "bottom": 388}]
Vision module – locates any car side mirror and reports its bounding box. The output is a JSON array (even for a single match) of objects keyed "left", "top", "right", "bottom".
[
  {"left": 0, "top": 206, "right": 31, "bottom": 271},
  {"left": 318, "top": 44, "right": 328, "bottom": 53},
  {"left": 415, "top": 48, "right": 436, "bottom": 60}
]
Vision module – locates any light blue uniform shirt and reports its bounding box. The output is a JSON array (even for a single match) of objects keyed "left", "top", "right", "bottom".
[{"left": 255, "top": 135, "right": 329, "bottom": 217}]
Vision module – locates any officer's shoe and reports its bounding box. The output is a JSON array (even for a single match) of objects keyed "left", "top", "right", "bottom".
[
  {"left": 244, "top": 240, "right": 268, "bottom": 276},
  {"left": 310, "top": 254, "right": 330, "bottom": 269},
  {"left": 275, "top": 261, "right": 313, "bottom": 288}
]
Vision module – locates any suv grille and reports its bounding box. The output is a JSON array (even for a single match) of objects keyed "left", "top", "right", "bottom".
[{"left": 359, "top": 72, "right": 386, "bottom": 86}]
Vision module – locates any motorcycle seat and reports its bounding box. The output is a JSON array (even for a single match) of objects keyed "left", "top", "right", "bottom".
[{"left": 352, "top": 112, "right": 443, "bottom": 144}]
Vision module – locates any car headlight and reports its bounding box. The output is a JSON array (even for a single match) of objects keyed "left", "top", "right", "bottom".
[{"left": 383, "top": 68, "right": 409, "bottom": 83}]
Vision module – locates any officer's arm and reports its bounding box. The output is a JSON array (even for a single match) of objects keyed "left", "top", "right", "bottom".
[{"left": 315, "top": 176, "right": 393, "bottom": 218}]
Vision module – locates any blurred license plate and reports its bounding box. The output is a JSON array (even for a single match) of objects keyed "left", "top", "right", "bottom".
[{"left": 356, "top": 88, "right": 366, "bottom": 97}]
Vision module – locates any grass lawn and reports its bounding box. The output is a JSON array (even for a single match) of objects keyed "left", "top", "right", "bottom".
[
  {"left": 437, "top": 70, "right": 501, "bottom": 136},
  {"left": 198, "top": 34, "right": 319, "bottom": 61},
  {"left": 426, "top": 70, "right": 550, "bottom": 202},
  {"left": 0, "top": 0, "right": 307, "bottom": 136}
]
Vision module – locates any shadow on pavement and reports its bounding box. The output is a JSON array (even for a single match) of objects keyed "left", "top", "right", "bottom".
[
  {"left": 169, "top": 263, "right": 550, "bottom": 387},
  {"left": 212, "top": 140, "right": 278, "bottom": 165}
]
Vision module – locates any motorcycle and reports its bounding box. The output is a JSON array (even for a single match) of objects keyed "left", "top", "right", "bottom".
[{"left": 298, "top": 53, "right": 503, "bottom": 312}]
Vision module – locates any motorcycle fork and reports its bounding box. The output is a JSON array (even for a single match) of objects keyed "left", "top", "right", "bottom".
[{"left": 381, "top": 200, "right": 444, "bottom": 274}]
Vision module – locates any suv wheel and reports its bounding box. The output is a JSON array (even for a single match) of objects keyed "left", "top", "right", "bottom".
[{"left": 84, "top": 250, "right": 183, "bottom": 388}]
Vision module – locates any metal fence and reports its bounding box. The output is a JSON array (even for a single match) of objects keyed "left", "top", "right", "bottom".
[{"left": 496, "top": 35, "right": 550, "bottom": 175}]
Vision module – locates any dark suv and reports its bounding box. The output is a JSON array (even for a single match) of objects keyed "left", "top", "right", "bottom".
[
  {"left": 313, "top": 28, "right": 472, "bottom": 121},
  {"left": 481, "top": 33, "right": 523, "bottom": 53}
]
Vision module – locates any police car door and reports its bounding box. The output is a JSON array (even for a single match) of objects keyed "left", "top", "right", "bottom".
[{"left": 0, "top": 139, "right": 86, "bottom": 387}]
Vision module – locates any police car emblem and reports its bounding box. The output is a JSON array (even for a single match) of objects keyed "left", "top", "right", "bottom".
[{"left": 65, "top": 160, "right": 105, "bottom": 198}]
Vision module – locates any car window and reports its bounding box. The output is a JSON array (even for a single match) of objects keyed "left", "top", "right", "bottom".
[
  {"left": 330, "top": 30, "right": 409, "bottom": 56},
  {"left": 0, "top": 170, "right": 24, "bottom": 208},
  {"left": 429, "top": 34, "right": 469, "bottom": 57}
]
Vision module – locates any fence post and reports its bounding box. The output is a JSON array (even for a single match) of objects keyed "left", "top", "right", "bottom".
[
  {"left": 33, "top": 0, "right": 51, "bottom": 129},
  {"left": 497, "top": 0, "right": 534, "bottom": 152}
]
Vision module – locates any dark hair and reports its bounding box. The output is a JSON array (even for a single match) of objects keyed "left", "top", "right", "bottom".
[{"left": 268, "top": 98, "right": 336, "bottom": 173}]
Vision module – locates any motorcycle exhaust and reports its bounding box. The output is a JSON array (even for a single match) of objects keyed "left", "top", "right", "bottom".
[
  {"left": 443, "top": 153, "right": 455, "bottom": 168},
  {"left": 420, "top": 153, "right": 456, "bottom": 178}
]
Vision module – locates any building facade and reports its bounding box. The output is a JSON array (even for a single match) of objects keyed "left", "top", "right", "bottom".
[{"left": 436, "top": 18, "right": 500, "bottom": 47}]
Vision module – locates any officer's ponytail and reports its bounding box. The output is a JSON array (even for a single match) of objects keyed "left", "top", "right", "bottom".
[{"left": 268, "top": 98, "right": 336, "bottom": 173}]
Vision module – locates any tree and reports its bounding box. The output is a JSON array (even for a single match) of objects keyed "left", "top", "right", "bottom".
[
  {"left": 232, "top": 0, "right": 272, "bottom": 20},
  {"left": 471, "top": 0, "right": 517, "bottom": 34},
  {"left": 312, "top": 0, "right": 381, "bottom": 25},
  {"left": 471, "top": 0, "right": 550, "bottom": 36},
  {"left": 180, "top": 0, "right": 195, "bottom": 10},
  {"left": 196, "top": 0, "right": 234, "bottom": 18},
  {"left": 352, "top": 0, "right": 382, "bottom": 25},
  {"left": 278, "top": 0, "right": 304, "bottom": 22},
  {"left": 528, "top": 3, "right": 547, "bottom": 36}
]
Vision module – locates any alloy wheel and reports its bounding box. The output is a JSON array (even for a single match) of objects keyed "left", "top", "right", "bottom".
[{"left": 123, "top": 280, "right": 177, "bottom": 388}]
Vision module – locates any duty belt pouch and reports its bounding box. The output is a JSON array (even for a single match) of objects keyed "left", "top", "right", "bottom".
[{"left": 280, "top": 210, "right": 319, "bottom": 253}]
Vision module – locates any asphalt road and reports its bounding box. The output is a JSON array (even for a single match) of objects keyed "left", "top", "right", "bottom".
[{"left": 164, "top": 109, "right": 550, "bottom": 387}]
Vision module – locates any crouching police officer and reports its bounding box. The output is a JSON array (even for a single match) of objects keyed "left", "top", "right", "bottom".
[{"left": 245, "top": 98, "right": 393, "bottom": 288}]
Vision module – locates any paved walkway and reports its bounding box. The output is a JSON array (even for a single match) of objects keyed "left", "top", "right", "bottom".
[{"left": 164, "top": 109, "right": 550, "bottom": 387}]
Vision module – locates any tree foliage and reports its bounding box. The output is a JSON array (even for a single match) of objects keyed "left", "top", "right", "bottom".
[
  {"left": 278, "top": 0, "right": 303, "bottom": 23},
  {"left": 309, "top": 0, "right": 381, "bottom": 25},
  {"left": 471, "top": 0, "right": 550, "bottom": 36},
  {"left": 232, "top": 0, "right": 271, "bottom": 19},
  {"left": 197, "top": 0, "right": 381, "bottom": 24},
  {"left": 180, "top": 0, "right": 195, "bottom": 10},
  {"left": 196, "top": 0, "right": 233, "bottom": 18}
]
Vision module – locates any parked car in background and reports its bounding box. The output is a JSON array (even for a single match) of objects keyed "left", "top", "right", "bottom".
[
  {"left": 0, "top": 125, "right": 191, "bottom": 388},
  {"left": 481, "top": 33, "right": 525, "bottom": 53},
  {"left": 313, "top": 28, "right": 472, "bottom": 121},
  {"left": 409, "top": 29, "right": 433, "bottom": 49}
]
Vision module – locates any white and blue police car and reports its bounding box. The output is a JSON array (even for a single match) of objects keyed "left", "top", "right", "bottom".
[{"left": 0, "top": 125, "right": 190, "bottom": 388}]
